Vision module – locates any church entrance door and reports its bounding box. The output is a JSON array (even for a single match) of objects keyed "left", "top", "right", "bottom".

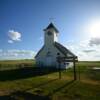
[{"left": 46, "top": 56, "right": 53, "bottom": 67}]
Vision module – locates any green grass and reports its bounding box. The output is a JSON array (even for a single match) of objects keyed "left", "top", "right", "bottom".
[
  {"left": 0, "top": 60, "right": 100, "bottom": 100},
  {"left": 0, "top": 59, "right": 35, "bottom": 70},
  {"left": 0, "top": 59, "right": 34, "bottom": 64}
]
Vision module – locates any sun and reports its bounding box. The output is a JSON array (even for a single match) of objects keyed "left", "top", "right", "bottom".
[{"left": 87, "top": 19, "right": 100, "bottom": 37}]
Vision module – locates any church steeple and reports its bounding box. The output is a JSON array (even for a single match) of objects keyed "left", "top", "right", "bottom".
[{"left": 44, "top": 23, "right": 59, "bottom": 46}]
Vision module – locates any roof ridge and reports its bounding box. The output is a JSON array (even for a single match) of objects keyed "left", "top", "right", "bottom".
[{"left": 35, "top": 45, "right": 45, "bottom": 58}]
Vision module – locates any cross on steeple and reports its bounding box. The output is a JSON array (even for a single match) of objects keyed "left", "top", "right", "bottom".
[{"left": 49, "top": 17, "right": 55, "bottom": 23}]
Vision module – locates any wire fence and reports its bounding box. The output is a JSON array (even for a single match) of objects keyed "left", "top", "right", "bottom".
[{"left": 0, "top": 62, "right": 100, "bottom": 81}]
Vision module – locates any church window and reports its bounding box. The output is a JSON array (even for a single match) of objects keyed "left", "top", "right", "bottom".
[
  {"left": 57, "top": 53, "right": 60, "bottom": 55},
  {"left": 46, "top": 51, "right": 51, "bottom": 56},
  {"left": 47, "top": 31, "right": 52, "bottom": 35}
]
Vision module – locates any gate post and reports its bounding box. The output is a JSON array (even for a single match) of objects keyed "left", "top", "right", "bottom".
[
  {"left": 57, "top": 54, "right": 62, "bottom": 79},
  {"left": 73, "top": 58, "right": 77, "bottom": 80}
]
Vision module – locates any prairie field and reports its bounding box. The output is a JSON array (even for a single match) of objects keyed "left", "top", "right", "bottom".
[{"left": 0, "top": 60, "right": 100, "bottom": 100}]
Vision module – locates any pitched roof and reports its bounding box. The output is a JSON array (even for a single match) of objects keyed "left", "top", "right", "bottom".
[
  {"left": 44, "top": 23, "right": 59, "bottom": 33},
  {"left": 35, "top": 45, "right": 45, "bottom": 58},
  {"left": 54, "top": 42, "right": 77, "bottom": 57},
  {"left": 35, "top": 42, "right": 77, "bottom": 58}
]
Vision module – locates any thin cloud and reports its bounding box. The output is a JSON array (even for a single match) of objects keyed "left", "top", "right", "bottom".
[
  {"left": 8, "top": 40, "right": 13, "bottom": 43},
  {"left": 0, "top": 50, "right": 35, "bottom": 60},
  {"left": 8, "top": 30, "right": 22, "bottom": 43},
  {"left": 89, "top": 37, "right": 100, "bottom": 46},
  {"left": 83, "top": 49, "right": 96, "bottom": 53},
  {"left": 64, "top": 39, "right": 100, "bottom": 61}
]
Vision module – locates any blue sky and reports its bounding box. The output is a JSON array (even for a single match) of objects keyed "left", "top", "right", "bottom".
[{"left": 1, "top": 0, "right": 100, "bottom": 60}]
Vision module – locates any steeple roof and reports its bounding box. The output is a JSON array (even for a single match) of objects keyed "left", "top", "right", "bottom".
[{"left": 44, "top": 23, "right": 59, "bottom": 33}]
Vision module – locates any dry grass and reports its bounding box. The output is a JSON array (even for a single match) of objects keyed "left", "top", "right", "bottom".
[{"left": 0, "top": 60, "right": 99, "bottom": 100}]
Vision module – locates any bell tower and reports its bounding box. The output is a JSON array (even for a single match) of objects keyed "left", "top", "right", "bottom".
[{"left": 44, "top": 23, "right": 59, "bottom": 47}]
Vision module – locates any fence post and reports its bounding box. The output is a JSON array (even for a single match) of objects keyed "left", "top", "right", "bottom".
[
  {"left": 78, "top": 65, "right": 80, "bottom": 81},
  {"left": 73, "top": 58, "right": 77, "bottom": 80},
  {"left": 57, "top": 54, "right": 62, "bottom": 79},
  {"left": 58, "top": 61, "right": 61, "bottom": 79}
]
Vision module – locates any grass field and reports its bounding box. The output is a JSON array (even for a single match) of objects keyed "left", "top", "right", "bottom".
[{"left": 0, "top": 60, "right": 100, "bottom": 100}]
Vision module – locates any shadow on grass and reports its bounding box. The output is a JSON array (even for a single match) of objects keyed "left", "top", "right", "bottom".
[
  {"left": 0, "top": 67, "right": 59, "bottom": 81},
  {"left": 48, "top": 80, "right": 75, "bottom": 96},
  {"left": 25, "top": 78, "right": 58, "bottom": 92},
  {"left": 87, "top": 69, "right": 100, "bottom": 80},
  {"left": 0, "top": 91, "right": 51, "bottom": 100},
  {"left": 0, "top": 80, "right": 75, "bottom": 100},
  {"left": 0, "top": 95, "right": 11, "bottom": 100}
]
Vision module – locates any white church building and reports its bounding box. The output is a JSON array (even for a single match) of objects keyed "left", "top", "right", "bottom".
[{"left": 35, "top": 23, "right": 77, "bottom": 69}]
